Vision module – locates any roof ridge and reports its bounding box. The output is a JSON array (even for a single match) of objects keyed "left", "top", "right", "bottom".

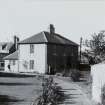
[
  {"left": 18, "top": 32, "right": 41, "bottom": 43},
  {"left": 55, "top": 33, "right": 79, "bottom": 46},
  {"left": 42, "top": 31, "right": 48, "bottom": 43},
  {"left": 18, "top": 31, "right": 47, "bottom": 44},
  {"left": 43, "top": 31, "right": 78, "bottom": 46},
  {"left": 18, "top": 31, "right": 78, "bottom": 46}
]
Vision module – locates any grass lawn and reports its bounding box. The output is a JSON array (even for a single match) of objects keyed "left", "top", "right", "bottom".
[{"left": 0, "top": 76, "right": 42, "bottom": 105}]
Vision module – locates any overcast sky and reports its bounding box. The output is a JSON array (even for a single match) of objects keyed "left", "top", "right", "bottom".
[{"left": 0, "top": 0, "right": 105, "bottom": 44}]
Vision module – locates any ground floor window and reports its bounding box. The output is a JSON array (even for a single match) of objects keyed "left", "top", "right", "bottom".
[
  {"left": 9, "top": 60, "right": 16, "bottom": 65},
  {"left": 0, "top": 61, "right": 4, "bottom": 70},
  {"left": 30, "top": 60, "right": 34, "bottom": 70},
  {"left": 9, "top": 60, "right": 11, "bottom": 65},
  {"left": 0, "top": 62, "right": 4, "bottom": 67},
  {"left": 13, "top": 60, "right": 16, "bottom": 65}
]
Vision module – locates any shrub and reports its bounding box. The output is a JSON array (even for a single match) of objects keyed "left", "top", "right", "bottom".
[
  {"left": 71, "top": 70, "right": 81, "bottom": 82},
  {"left": 55, "top": 73, "right": 63, "bottom": 76},
  {"left": 33, "top": 76, "right": 65, "bottom": 105}
]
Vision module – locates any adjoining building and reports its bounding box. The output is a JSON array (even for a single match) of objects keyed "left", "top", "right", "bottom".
[
  {"left": 0, "top": 36, "right": 19, "bottom": 71},
  {"left": 0, "top": 42, "right": 15, "bottom": 71},
  {"left": 4, "top": 25, "right": 79, "bottom": 75},
  {"left": 4, "top": 51, "right": 18, "bottom": 72}
]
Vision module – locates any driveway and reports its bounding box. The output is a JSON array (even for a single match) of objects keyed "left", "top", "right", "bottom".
[
  {"left": 0, "top": 77, "right": 42, "bottom": 105},
  {"left": 54, "top": 77, "right": 96, "bottom": 105}
]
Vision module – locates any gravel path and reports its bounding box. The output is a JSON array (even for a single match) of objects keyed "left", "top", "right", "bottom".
[{"left": 54, "top": 77, "right": 95, "bottom": 105}]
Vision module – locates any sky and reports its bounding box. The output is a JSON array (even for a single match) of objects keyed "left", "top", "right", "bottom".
[{"left": 0, "top": 0, "right": 105, "bottom": 44}]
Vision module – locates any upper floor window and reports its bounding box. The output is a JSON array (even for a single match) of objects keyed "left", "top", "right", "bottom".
[
  {"left": 30, "top": 44, "right": 34, "bottom": 53},
  {"left": 53, "top": 45, "right": 57, "bottom": 55}
]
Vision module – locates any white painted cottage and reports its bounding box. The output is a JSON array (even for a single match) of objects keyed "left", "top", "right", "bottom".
[
  {"left": 4, "top": 51, "right": 18, "bottom": 72},
  {"left": 4, "top": 25, "right": 78, "bottom": 74},
  {"left": 91, "top": 62, "right": 105, "bottom": 104}
]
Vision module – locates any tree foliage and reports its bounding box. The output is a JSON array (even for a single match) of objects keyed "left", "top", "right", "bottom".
[{"left": 83, "top": 30, "right": 105, "bottom": 64}]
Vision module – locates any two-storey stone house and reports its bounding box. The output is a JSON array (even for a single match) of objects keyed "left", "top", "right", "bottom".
[{"left": 4, "top": 25, "right": 78, "bottom": 74}]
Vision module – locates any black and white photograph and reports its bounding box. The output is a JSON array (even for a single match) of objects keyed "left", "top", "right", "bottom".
[{"left": 0, "top": 0, "right": 105, "bottom": 105}]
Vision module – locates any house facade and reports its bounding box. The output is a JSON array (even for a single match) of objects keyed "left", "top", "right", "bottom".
[
  {"left": 4, "top": 25, "right": 79, "bottom": 74},
  {"left": 0, "top": 36, "right": 19, "bottom": 71},
  {"left": 47, "top": 44, "right": 78, "bottom": 74},
  {"left": 18, "top": 44, "right": 47, "bottom": 73}
]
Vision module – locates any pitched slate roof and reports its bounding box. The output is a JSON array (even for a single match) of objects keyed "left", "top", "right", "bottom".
[
  {"left": 3, "top": 51, "right": 18, "bottom": 60},
  {"left": 18, "top": 31, "right": 78, "bottom": 46}
]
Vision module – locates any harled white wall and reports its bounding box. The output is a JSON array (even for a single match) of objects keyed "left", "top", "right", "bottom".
[
  {"left": 4, "top": 60, "right": 18, "bottom": 72},
  {"left": 91, "top": 63, "right": 105, "bottom": 104},
  {"left": 18, "top": 44, "right": 47, "bottom": 73}
]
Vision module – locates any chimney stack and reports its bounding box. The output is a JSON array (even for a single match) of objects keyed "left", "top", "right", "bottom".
[
  {"left": 49, "top": 24, "right": 55, "bottom": 34},
  {"left": 14, "top": 35, "right": 19, "bottom": 50}
]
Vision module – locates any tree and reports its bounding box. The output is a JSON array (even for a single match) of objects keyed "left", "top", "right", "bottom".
[{"left": 83, "top": 30, "right": 105, "bottom": 64}]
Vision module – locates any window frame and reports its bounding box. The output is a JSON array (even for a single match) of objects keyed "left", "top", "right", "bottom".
[
  {"left": 30, "top": 60, "right": 34, "bottom": 70},
  {"left": 13, "top": 60, "right": 16, "bottom": 65},
  {"left": 30, "top": 44, "right": 34, "bottom": 54}
]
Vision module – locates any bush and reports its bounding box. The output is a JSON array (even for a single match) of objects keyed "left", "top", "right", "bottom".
[
  {"left": 71, "top": 70, "right": 81, "bottom": 82},
  {"left": 33, "top": 76, "right": 65, "bottom": 105},
  {"left": 55, "top": 73, "right": 63, "bottom": 76}
]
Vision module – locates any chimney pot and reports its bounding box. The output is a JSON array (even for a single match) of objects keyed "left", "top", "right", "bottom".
[{"left": 49, "top": 24, "right": 55, "bottom": 34}]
